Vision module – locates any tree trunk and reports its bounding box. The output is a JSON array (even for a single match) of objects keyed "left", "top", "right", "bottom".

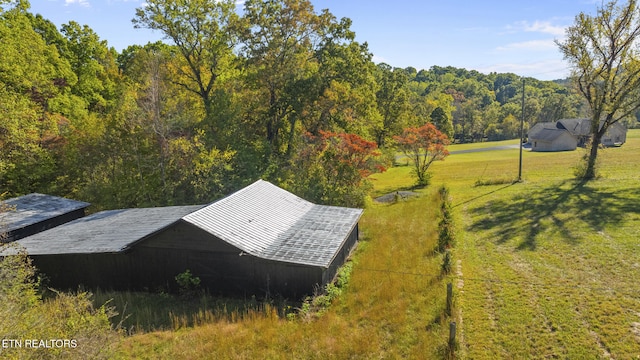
[
  {"left": 285, "top": 115, "right": 297, "bottom": 158},
  {"left": 267, "top": 88, "right": 280, "bottom": 155},
  {"left": 584, "top": 132, "right": 601, "bottom": 180},
  {"left": 375, "top": 129, "right": 386, "bottom": 148}
]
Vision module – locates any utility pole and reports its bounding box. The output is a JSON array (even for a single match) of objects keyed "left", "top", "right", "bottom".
[{"left": 518, "top": 78, "right": 525, "bottom": 182}]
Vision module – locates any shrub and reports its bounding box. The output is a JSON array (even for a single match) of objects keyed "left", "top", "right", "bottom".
[
  {"left": 437, "top": 185, "right": 450, "bottom": 203},
  {"left": 441, "top": 249, "right": 453, "bottom": 275},
  {"left": 438, "top": 220, "right": 456, "bottom": 252},
  {"left": 287, "top": 131, "right": 386, "bottom": 208},
  {"left": 0, "top": 244, "right": 120, "bottom": 359},
  {"left": 437, "top": 186, "right": 456, "bottom": 252},
  {"left": 296, "top": 261, "right": 353, "bottom": 321},
  {"left": 175, "top": 269, "right": 201, "bottom": 297}
]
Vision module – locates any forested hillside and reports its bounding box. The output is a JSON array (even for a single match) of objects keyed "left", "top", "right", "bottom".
[{"left": 0, "top": 0, "right": 596, "bottom": 209}]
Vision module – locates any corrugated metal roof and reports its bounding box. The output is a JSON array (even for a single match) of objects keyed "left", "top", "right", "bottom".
[
  {"left": 2, "top": 205, "right": 203, "bottom": 255},
  {"left": 182, "top": 180, "right": 363, "bottom": 268},
  {"left": 0, "top": 193, "right": 90, "bottom": 234}
]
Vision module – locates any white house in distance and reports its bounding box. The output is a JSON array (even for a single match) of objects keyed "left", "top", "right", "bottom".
[
  {"left": 528, "top": 118, "right": 627, "bottom": 152},
  {"left": 528, "top": 127, "right": 578, "bottom": 152}
]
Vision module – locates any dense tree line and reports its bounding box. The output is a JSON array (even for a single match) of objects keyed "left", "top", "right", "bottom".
[{"left": 0, "top": 0, "right": 594, "bottom": 208}]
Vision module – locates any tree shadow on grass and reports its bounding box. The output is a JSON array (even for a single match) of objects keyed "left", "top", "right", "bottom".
[{"left": 466, "top": 180, "right": 640, "bottom": 251}]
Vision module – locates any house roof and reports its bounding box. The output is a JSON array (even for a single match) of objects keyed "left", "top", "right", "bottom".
[
  {"left": 182, "top": 180, "right": 363, "bottom": 268},
  {"left": 2, "top": 205, "right": 203, "bottom": 255},
  {"left": 530, "top": 128, "right": 576, "bottom": 142},
  {"left": 557, "top": 118, "right": 592, "bottom": 136},
  {"left": 528, "top": 122, "right": 558, "bottom": 138},
  {"left": 0, "top": 193, "right": 90, "bottom": 235}
]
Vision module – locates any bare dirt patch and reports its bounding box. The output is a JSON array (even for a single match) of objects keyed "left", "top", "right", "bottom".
[{"left": 374, "top": 191, "right": 420, "bottom": 203}]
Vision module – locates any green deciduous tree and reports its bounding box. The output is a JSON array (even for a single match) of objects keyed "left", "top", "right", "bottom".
[
  {"left": 557, "top": 0, "right": 640, "bottom": 179},
  {"left": 373, "top": 63, "right": 412, "bottom": 147},
  {"left": 60, "top": 21, "right": 118, "bottom": 113},
  {"left": 242, "top": 0, "right": 329, "bottom": 157},
  {"left": 133, "top": 0, "right": 241, "bottom": 135},
  {"left": 310, "top": 28, "right": 380, "bottom": 139},
  {"left": 0, "top": 4, "right": 75, "bottom": 196},
  {"left": 430, "top": 106, "right": 453, "bottom": 138}
]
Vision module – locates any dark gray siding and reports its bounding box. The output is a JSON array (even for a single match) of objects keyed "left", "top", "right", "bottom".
[
  {"left": 29, "top": 220, "right": 358, "bottom": 298},
  {"left": 31, "top": 253, "right": 133, "bottom": 291},
  {"left": 137, "top": 221, "right": 326, "bottom": 297},
  {"left": 322, "top": 223, "right": 359, "bottom": 285}
]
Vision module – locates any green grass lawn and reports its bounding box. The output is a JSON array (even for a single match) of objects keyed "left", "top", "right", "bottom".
[
  {"left": 113, "top": 130, "right": 640, "bottom": 359},
  {"left": 430, "top": 129, "right": 640, "bottom": 358}
]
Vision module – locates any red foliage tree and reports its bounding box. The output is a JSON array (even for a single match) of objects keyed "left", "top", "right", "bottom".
[
  {"left": 393, "top": 123, "right": 449, "bottom": 186},
  {"left": 291, "top": 130, "right": 386, "bottom": 207}
]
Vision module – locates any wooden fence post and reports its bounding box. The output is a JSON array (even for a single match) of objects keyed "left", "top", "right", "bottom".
[
  {"left": 449, "top": 321, "right": 456, "bottom": 355},
  {"left": 446, "top": 282, "right": 453, "bottom": 317}
]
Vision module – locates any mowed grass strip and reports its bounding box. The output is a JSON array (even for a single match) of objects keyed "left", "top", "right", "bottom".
[{"left": 423, "top": 129, "right": 640, "bottom": 358}]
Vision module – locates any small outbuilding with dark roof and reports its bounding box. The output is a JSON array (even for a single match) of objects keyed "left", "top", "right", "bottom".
[
  {"left": 3, "top": 180, "right": 362, "bottom": 298},
  {"left": 0, "top": 193, "right": 90, "bottom": 243}
]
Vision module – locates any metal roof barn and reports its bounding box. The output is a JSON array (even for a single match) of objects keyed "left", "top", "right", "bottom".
[
  {"left": 3, "top": 205, "right": 204, "bottom": 255},
  {"left": 0, "top": 194, "right": 90, "bottom": 243},
  {"left": 4, "top": 181, "right": 362, "bottom": 298}
]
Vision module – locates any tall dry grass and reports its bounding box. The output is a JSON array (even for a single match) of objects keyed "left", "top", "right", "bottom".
[{"left": 116, "top": 187, "right": 453, "bottom": 359}]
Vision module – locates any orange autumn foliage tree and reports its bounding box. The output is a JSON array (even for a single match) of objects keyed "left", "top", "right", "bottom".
[
  {"left": 289, "top": 131, "right": 386, "bottom": 207},
  {"left": 394, "top": 123, "right": 449, "bottom": 186}
]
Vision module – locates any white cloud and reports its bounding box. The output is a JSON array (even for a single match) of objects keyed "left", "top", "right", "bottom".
[
  {"left": 506, "top": 20, "right": 567, "bottom": 37},
  {"left": 521, "top": 20, "right": 566, "bottom": 36},
  {"left": 476, "top": 59, "right": 570, "bottom": 80},
  {"left": 65, "top": 0, "right": 90, "bottom": 7},
  {"left": 497, "top": 39, "right": 558, "bottom": 52}
]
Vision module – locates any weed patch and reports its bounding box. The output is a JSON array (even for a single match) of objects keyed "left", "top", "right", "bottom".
[{"left": 474, "top": 177, "right": 518, "bottom": 186}]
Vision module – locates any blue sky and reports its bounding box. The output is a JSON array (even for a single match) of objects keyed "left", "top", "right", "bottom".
[{"left": 28, "top": 0, "right": 602, "bottom": 80}]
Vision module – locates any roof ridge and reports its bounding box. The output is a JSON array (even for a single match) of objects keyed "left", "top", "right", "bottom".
[{"left": 181, "top": 180, "right": 360, "bottom": 267}]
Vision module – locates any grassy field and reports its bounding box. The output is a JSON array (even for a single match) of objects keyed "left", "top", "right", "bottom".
[
  {"left": 112, "top": 130, "right": 640, "bottom": 359},
  {"left": 428, "top": 130, "right": 640, "bottom": 358}
]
